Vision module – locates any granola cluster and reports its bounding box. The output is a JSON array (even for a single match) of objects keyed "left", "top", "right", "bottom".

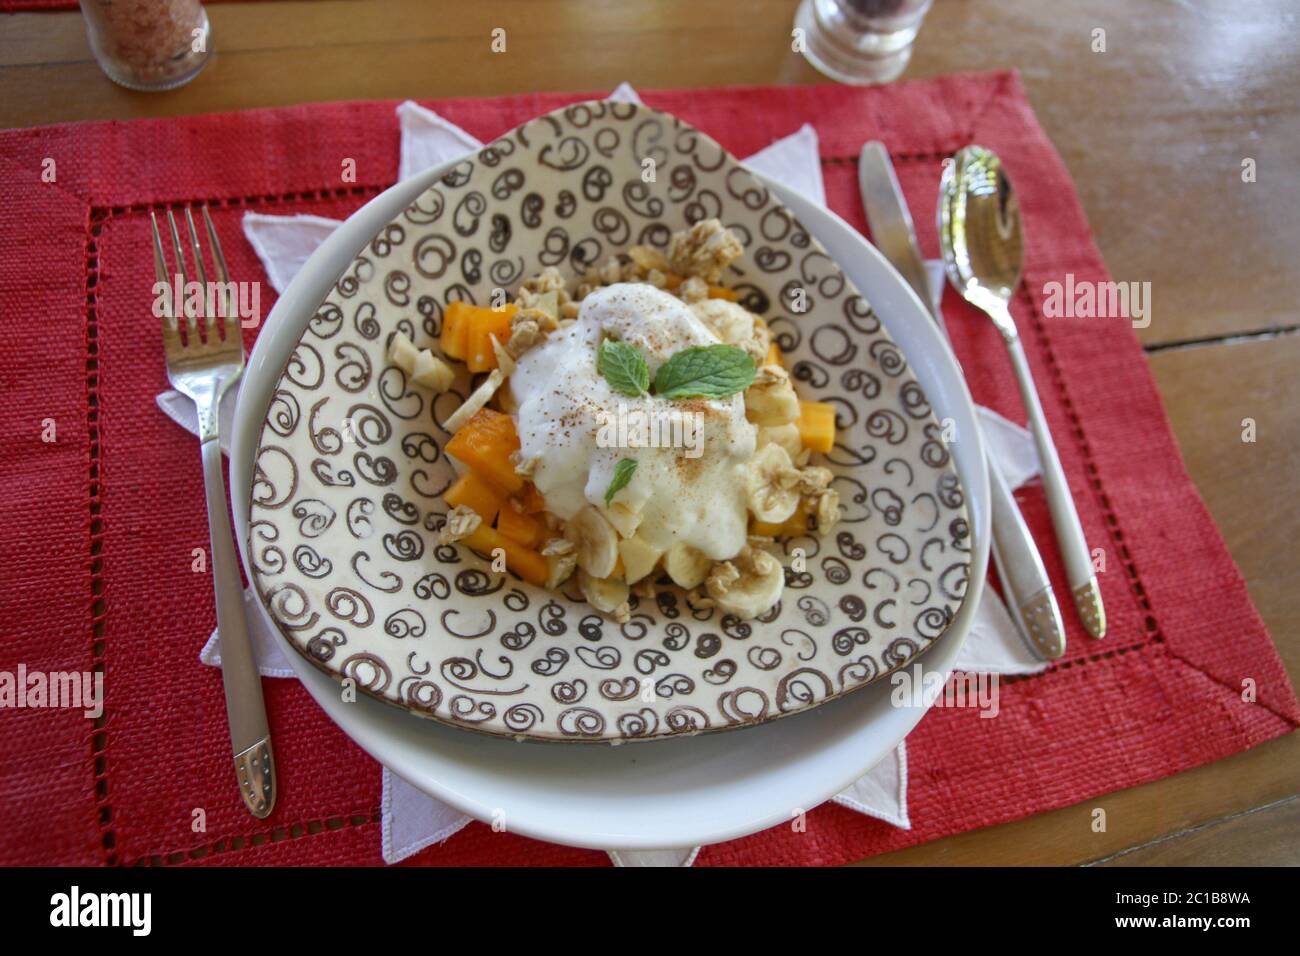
[{"left": 505, "top": 218, "right": 747, "bottom": 362}]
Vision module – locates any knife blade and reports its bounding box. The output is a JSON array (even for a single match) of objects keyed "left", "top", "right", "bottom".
[
  {"left": 858, "top": 143, "right": 936, "bottom": 320},
  {"left": 858, "top": 141, "right": 1066, "bottom": 660}
]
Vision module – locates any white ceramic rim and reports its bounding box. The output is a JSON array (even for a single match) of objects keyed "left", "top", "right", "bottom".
[{"left": 230, "top": 160, "right": 990, "bottom": 852}]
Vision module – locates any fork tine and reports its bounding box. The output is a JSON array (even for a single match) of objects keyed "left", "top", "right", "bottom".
[
  {"left": 183, "top": 207, "right": 212, "bottom": 337},
  {"left": 150, "top": 211, "right": 180, "bottom": 340},
  {"left": 165, "top": 209, "right": 195, "bottom": 335},
  {"left": 201, "top": 205, "right": 238, "bottom": 341}
]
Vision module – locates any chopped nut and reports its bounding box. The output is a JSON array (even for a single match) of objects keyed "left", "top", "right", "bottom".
[
  {"left": 521, "top": 306, "right": 559, "bottom": 333},
  {"left": 511, "top": 451, "right": 540, "bottom": 479},
  {"left": 520, "top": 266, "right": 565, "bottom": 295},
  {"left": 507, "top": 319, "right": 542, "bottom": 356},
  {"left": 813, "top": 489, "right": 842, "bottom": 532},
  {"left": 506, "top": 306, "right": 557, "bottom": 357},
  {"left": 705, "top": 560, "right": 741, "bottom": 600},
  {"left": 559, "top": 301, "right": 581, "bottom": 319},
  {"left": 628, "top": 245, "right": 672, "bottom": 274},
  {"left": 611, "top": 602, "right": 632, "bottom": 625},
  {"left": 598, "top": 256, "right": 623, "bottom": 285},
  {"left": 631, "top": 576, "right": 657, "bottom": 600},
  {"left": 668, "top": 218, "right": 744, "bottom": 283},
  {"left": 438, "top": 505, "right": 481, "bottom": 545},
  {"left": 797, "top": 466, "right": 834, "bottom": 495},
  {"left": 541, "top": 537, "right": 575, "bottom": 556},
  {"left": 677, "top": 276, "right": 709, "bottom": 303}
]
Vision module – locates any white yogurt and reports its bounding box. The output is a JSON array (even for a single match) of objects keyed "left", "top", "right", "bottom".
[{"left": 510, "top": 284, "right": 756, "bottom": 560}]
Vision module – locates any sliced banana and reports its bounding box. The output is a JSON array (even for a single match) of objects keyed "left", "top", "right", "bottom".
[
  {"left": 663, "top": 541, "right": 712, "bottom": 589},
  {"left": 618, "top": 534, "right": 664, "bottom": 585},
  {"left": 744, "top": 365, "right": 801, "bottom": 426},
  {"left": 442, "top": 367, "right": 505, "bottom": 433},
  {"left": 705, "top": 546, "right": 784, "bottom": 620},
  {"left": 411, "top": 348, "right": 455, "bottom": 393},
  {"left": 564, "top": 506, "right": 619, "bottom": 578},
  {"left": 541, "top": 537, "right": 577, "bottom": 589},
  {"left": 387, "top": 331, "right": 420, "bottom": 376},
  {"left": 756, "top": 422, "right": 802, "bottom": 458},
  {"left": 745, "top": 443, "right": 801, "bottom": 523},
  {"left": 578, "top": 569, "right": 631, "bottom": 620},
  {"left": 604, "top": 500, "right": 644, "bottom": 539}
]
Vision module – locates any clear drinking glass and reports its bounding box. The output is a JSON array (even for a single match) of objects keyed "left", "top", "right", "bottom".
[
  {"left": 79, "top": 0, "right": 212, "bottom": 91},
  {"left": 795, "top": 0, "right": 934, "bottom": 85}
]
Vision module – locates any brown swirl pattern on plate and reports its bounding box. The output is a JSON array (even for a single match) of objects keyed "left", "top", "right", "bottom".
[{"left": 247, "top": 101, "right": 971, "bottom": 743}]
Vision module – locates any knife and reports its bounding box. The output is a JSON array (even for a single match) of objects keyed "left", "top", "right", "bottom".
[{"left": 858, "top": 141, "right": 1065, "bottom": 660}]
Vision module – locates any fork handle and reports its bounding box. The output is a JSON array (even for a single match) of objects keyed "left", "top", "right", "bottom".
[{"left": 202, "top": 436, "right": 277, "bottom": 819}]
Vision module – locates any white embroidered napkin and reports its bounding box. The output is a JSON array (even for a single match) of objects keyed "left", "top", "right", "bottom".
[{"left": 174, "top": 85, "right": 1047, "bottom": 866}]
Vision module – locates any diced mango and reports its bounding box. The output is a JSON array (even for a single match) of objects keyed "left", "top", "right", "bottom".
[
  {"left": 796, "top": 399, "right": 836, "bottom": 453},
  {"left": 764, "top": 341, "right": 783, "bottom": 368},
  {"left": 461, "top": 524, "right": 549, "bottom": 587},
  {"left": 444, "top": 407, "right": 523, "bottom": 493},
  {"left": 496, "top": 505, "right": 546, "bottom": 549},
  {"left": 441, "top": 302, "right": 517, "bottom": 369},
  {"left": 466, "top": 305, "right": 517, "bottom": 373},
  {"left": 440, "top": 301, "right": 474, "bottom": 360},
  {"left": 750, "top": 501, "right": 810, "bottom": 538},
  {"left": 707, "top": 285, "right": 738, "bottom": 302},
  {"left": 444, "top": 471, "right": 505, "bottom": 524}
]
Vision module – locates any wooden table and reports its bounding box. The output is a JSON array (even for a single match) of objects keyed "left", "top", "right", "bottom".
[{"left": 2, "top": 0, "right": 1296, "bottom": 866}]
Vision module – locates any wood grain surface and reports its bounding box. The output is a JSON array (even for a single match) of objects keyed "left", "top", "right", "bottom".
[{"left": 1, "top": 0, "right": 1295, "bottom": 866}]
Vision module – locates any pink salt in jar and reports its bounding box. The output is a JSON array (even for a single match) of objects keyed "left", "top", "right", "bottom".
[{"left": 79, "top": 0, "right": 212, "bottom": 91}]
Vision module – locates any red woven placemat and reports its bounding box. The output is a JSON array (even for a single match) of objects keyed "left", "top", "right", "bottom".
[{"left": 0, "top": 74, "right": 1295, "bottom": 867}]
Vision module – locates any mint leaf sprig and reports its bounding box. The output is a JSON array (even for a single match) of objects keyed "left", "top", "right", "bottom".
[
  {"left": 605, "top": 458, "right": 638, "bottom": 505},
  {"left": 653, "top": 344, "right": 756, "bottom": 400},
  {"left": 597, "top": 339, "right": 650, "bottom": 397},
  {"left": 597, "top": 338, "right": 755, "bottom": 401}
]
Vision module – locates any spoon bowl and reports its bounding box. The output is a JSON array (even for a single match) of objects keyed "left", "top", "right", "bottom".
[{"left": 939, "top": 146, "right": 1025, "bottom": 329}]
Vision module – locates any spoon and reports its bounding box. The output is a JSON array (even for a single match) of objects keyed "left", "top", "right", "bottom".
[{"left": 939, "top": 145, "right": 1106, "bottom": 639}]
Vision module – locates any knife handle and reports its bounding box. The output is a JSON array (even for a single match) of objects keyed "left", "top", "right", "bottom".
[
  {"left": 987, "top": 456, "right": 1066, "bottom": 660},
  {"left": 202, "top": 435, "right": 277, "bottom": 819}
]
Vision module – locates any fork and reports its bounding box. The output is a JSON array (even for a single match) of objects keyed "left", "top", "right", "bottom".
[{"left": 152, "top": 206, "right": 277, "bottom": 819}]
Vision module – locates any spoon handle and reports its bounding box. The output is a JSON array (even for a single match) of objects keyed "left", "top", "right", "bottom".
[{"left": 1002, "top": 331, "right": 1107, "bottom": 639}]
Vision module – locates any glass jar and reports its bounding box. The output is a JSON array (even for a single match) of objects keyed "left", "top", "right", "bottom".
[
  {"left": 79, "top": 0, "right": 212, "bottom": 91},
  {"left": 795, "top": 0, "right": 935, "bottom": 85}
]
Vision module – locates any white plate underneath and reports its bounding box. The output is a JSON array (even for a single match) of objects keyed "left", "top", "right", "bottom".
[{"left": 230, "top": 166, "right": 990, "bottom": 852}]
